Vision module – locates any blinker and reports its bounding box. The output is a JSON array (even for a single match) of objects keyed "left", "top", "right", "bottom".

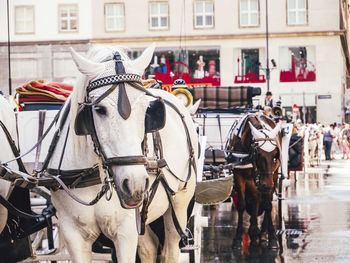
[{"left": 75, "top": 102, "right": 94, "bottom": 136}]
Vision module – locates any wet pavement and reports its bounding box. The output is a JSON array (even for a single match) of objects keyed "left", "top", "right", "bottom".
[{"left": 201, "top": 156, "right": 350, "bottom": 263}]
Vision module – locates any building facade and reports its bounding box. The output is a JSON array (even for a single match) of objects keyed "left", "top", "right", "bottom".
[{"left": 0, "top": 0, "right": 349, "bottom": 124}]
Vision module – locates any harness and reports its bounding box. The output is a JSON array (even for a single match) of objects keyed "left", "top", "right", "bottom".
[
  {"left": 226, "top": 114, "right": 281, "bottom": 192},
  {"left": 0, "top": 51, "right": 196, "bottom": 243}
]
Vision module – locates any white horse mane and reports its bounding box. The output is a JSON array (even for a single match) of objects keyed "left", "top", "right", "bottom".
[{"left": 0, "top": 95, "right": 17, "bottom": 145}]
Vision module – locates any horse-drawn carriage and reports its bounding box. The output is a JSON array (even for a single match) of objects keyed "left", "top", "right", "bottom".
[{"left": 0, "top": 44, "right": 296, "bottom": 263}]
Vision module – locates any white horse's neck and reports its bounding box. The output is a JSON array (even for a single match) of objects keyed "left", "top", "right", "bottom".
[
  {"left": 49, "top": 98, "right": 97, "bottom": 170},
  {"left": 0, "top": 96, "right": 17, "bottom": 198}
]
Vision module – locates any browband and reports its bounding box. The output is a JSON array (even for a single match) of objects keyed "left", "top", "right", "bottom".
[{"left": 87, "top": 74, "right": 142, "bottom": 93}]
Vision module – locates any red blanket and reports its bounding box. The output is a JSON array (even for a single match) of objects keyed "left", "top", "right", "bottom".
[{"left": 16, "top": 80, "right": 73, "bottom": 104}]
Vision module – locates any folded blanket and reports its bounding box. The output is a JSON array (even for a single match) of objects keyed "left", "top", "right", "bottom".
[
  {"left": 16, "top": 80, "right": 73, "bottom": 104},
  {"left": 192, "top": 86, "right": 252, "bottom": 109}
]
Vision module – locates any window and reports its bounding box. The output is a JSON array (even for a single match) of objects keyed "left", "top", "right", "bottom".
[
  {"left": 105, "top": 3, "right": 125, "bottom": 31},
  {"left": 194, "top": 1, "right": 214, "bottom": 28},
  {"left": 279, "top": 46, "right": 316, "bottom": 82},
  {"left": 240, "top": 0, "right": 259, "bottom": 27},
  {"left": 235, "top": 49, "right": 265, "bottom": 83},
  {"left": 59, "top": 5, "right": 78, "bottom": 32},
  {"left": 287, "top": 0, "right": 307, "bottom": 25},
  {"left": 15, "top": 6, "right": 34, "bottom": 34},
  {"left": 149, "top": 2, "right": 168, "bottom": 29},
  {"left": 144, "top": 48, "right": 221, "bottom": 88}
]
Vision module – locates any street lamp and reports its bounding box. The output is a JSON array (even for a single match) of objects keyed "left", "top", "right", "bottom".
[
  {"left": 7, "top": 0, "right": 12, "bottom": 96},
  {"left": 265, "top": 0, "right": 270, "bottom": 92}
]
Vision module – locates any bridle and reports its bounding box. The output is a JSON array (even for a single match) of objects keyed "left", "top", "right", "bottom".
[
  {"left": 251, "top": 137, "right": 281, "bottom": 192},
  {"left": 226, "top": 116, "right": 281, "bottom": 192},
  {"left": 74, "top": 51, "right": 166, "bottom": 198}
]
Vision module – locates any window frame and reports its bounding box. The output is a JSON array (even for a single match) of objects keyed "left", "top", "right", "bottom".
[
  {"left": 149, "top": 2, "right": 169, "bottom": 30},
  {"left": 193, "top": 1, "right": 214, "bottom": 29},
  {"left": 104, "top": 2, "right": 125, "bottom": 32},
  {"left": 58, "top": 4, "right": 79, "bottom": 33},
  {"left": 14, "top": 5, "right": 35, "bottom": 35},
  {"left": 239, "top": 0, "right": 260, "bottom": 28},
  {"left": 286, "top": 0, "right": 308, "bottom": 26}
]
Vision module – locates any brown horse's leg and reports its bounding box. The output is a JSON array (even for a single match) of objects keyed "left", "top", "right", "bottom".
[
  {"left": 260, "top": 212, "right": 269, "bottom": 247},
  {"left": 261, "top": 193, "right": 279, "bottom": 249},
  {"left": 232, "top": 177, "right": 245, "bottom": 250},
  {"left": 245, "top": 181, "right": 261, "bottom": 247}
]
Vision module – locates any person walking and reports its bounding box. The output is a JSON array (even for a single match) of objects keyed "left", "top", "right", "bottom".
[
  {"left": 323, "top": 124, "right": 335, "bottom": 161},
  {"left": 265, "top": 91, "right": 274, "bottom": 107},
  {"left": 341, "top": 135, "right": 350, "bottom": 160}
]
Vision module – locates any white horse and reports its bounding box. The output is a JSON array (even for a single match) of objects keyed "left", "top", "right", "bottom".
[
  {"left": 48, "top": 44, "right": 197, "bottom": 262},
  {"left": 0, "top": 95, "right": 18, "bottom": 234}
]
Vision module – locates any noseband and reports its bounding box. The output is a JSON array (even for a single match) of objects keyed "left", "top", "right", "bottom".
[{"left": 251, "top": 136, "right": 281, "bottom": 192}]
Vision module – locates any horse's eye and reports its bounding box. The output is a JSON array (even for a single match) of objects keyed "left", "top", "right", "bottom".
[{"left": 94, "top": 105, "right": 107, "bottom": 115}]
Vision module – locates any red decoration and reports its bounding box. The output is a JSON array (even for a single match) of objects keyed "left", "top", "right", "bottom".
[
  {"left": 154, "top": 59, "right": 221, "bottom": 89},
  {"left": 280, "top": 56, "right": 316, "bottom": 82}
]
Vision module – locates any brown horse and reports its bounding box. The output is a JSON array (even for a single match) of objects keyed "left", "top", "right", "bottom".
[{"left": 226, "top": 113, "right": 281, "bottom": 249}]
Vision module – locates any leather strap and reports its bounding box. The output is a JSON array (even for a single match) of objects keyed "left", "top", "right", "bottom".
[
  {"left": 46, "top": 164, "right": 101, "bottom": 189},
  {"left": 114, "top": 51, "right": 131, "bottom": 120},
  {"left": 34, "top": 110, "right": 46, "bottom": 171},
  {"left": 0, "top": 194, "right": 44, "bottom": 220},
  {"left": 0, "top": 120, "right": 27, "bottom": 174},
  {"left": 118, "top": 84, "right": 131, "bottom": 120},
  {"left": 105, "top": 156, "right": 147, "bottom": 166}
]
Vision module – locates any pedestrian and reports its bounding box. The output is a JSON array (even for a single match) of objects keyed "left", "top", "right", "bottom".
[
  {"left": 341, "top": 123, "right": 350, "bottom": 143},
  {"left": 323, "top": 124, "right": 335, "bottom": 161},
  {"left": 331, "top": 123, "right": 340, "bottom": 159},
  {"left": 265, "top": 91, "right": 274, "bottom": 107},
  {"left": 341, "top": 135, "right": 350, "bottom": 160},
  {"left": 263, "top": 105, "right": 272, "bottom": 118}
]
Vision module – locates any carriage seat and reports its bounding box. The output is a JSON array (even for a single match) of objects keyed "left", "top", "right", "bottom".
[{"left": 204, "top": 148, "right": 226, "bottom": 165}]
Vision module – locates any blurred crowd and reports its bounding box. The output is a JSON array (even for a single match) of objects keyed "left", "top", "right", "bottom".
[{"left": 294, "top": 121, "right": 350, "bottom": 161}]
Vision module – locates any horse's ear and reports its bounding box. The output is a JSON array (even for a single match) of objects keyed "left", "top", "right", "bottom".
[
  {"left": 129, "top": 43, "right": 156, "bottom": 75},
  {"left": 189, "top": 99, "right": 201, "bottom": 115},
  {"left": 70, "top": 47, "right": 105, "bottom": 79}
]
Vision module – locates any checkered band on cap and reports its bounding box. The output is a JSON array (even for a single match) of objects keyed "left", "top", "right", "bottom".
[{"left": 87, "top": 74, "right": 142, "bottom": 93}]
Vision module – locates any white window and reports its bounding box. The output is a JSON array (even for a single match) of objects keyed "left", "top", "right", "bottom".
[
  {"left": 105, "top": 3, "right": 125, "bottom": 31},
  {"left": 59, "top": 5, "right": 78, "bottom": 32},
  {"left": 287, "top": 0, "right": 307, "bottom": 25},
  {"left": 149, "top": 3, "right": 168, "bottom": 29},
  {"left": 194, "top": 1, "right": 214, "bottom": 28},
  {"left": 15, "top": 6, "right": 34, "bottom": 34},
  {"left": 240, "top": 0, "right": 259, "bottom": 27}
]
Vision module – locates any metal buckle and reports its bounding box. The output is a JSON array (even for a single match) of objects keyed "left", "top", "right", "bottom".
[{"left": 104, "top": 171, "right": 114, "bottom": 201}]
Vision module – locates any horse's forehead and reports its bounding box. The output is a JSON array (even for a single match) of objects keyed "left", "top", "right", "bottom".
[
  {"left": 89, "top": 84, "right": 146, "bottom": 114},
  {"left": 91, "top": 60, "right": 128, "bottom": 82}
]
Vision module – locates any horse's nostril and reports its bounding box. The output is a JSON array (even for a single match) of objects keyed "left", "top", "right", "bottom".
[
  {"left": 122, "top": 179, "right": 131, "bottom": 196},
  {"left": 145, "top": 178, "right": 150, "bottom": 191}
]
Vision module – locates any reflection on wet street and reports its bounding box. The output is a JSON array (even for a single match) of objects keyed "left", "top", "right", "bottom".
[{"left": 201, "top": 158, "right": 350, "bottom": 262}]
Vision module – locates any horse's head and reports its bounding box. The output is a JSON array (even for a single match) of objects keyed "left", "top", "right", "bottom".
[
  {"left": 70, "top": 43, "right": 159, "bottom": 209},
  {"left": 247, "top": 116, "right": 281, "bottom": 193}
]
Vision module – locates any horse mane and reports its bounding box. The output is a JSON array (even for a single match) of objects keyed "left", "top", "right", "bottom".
[{"left": 0, "top": 95, "right": 17, "bottom": 144}]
